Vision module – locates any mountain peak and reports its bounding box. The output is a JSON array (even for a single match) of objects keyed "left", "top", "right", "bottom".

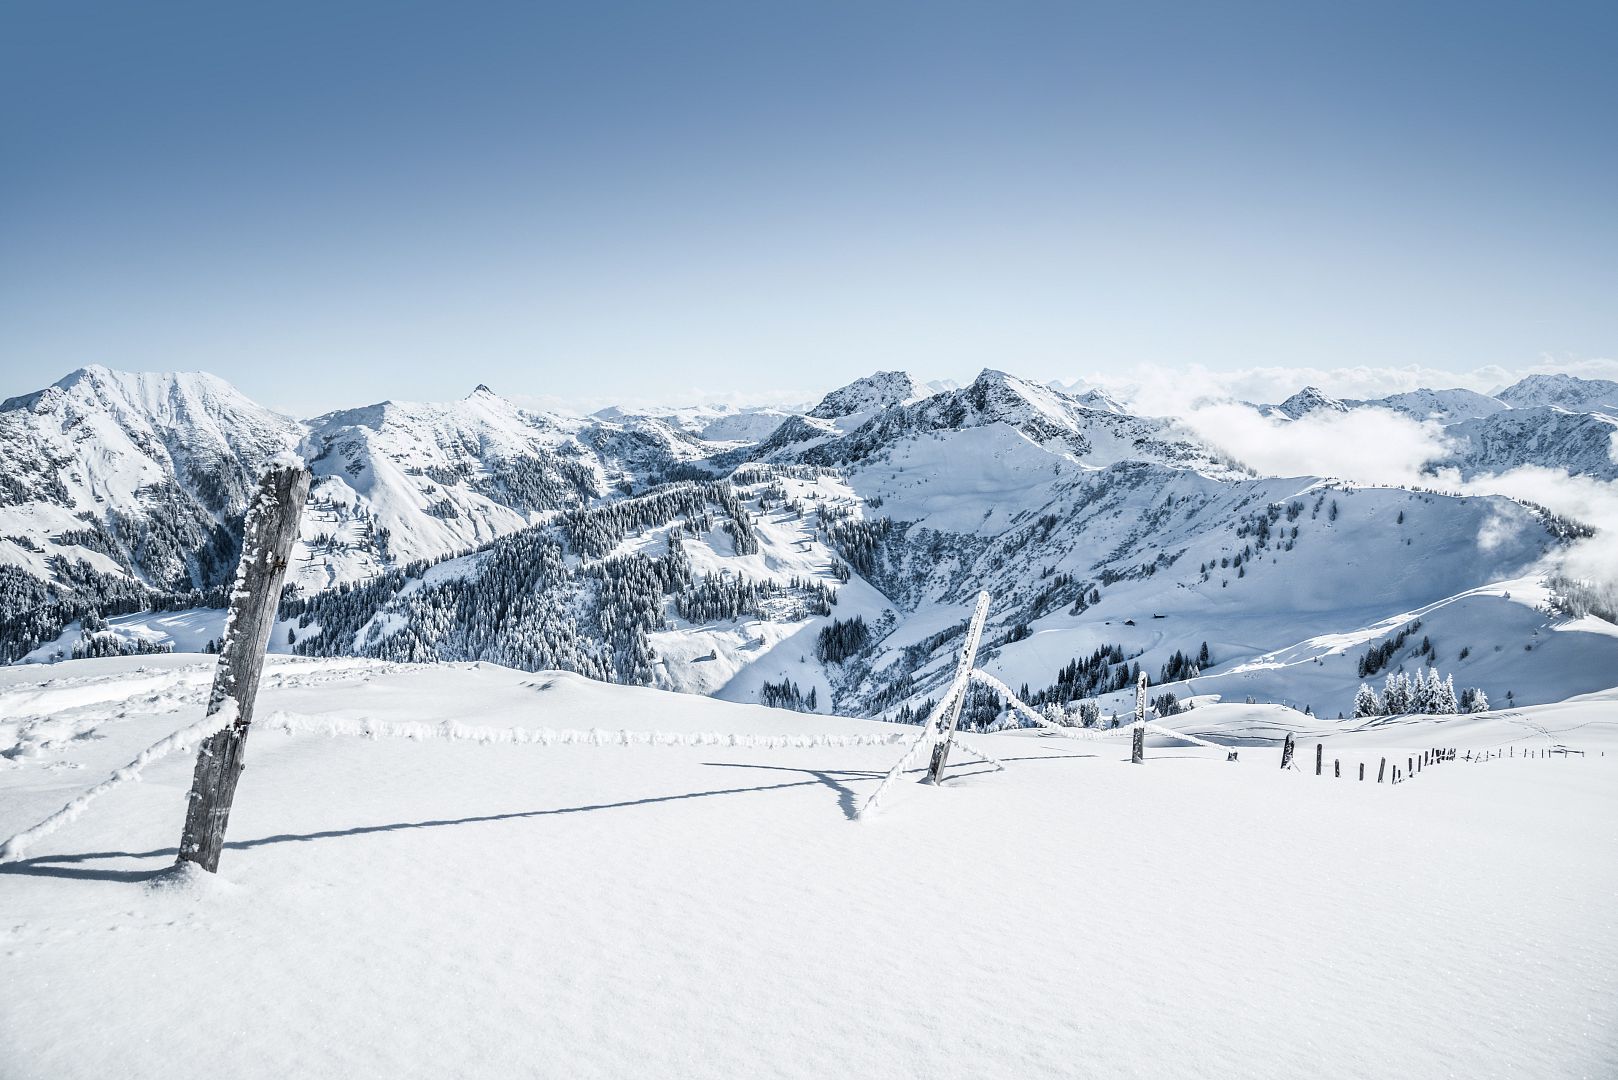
[
  {"left": 806, "top": 371, "right": 929, "bottom": 419},
  {"left": 1277, "top": 386, "right": 1348, "bottom": 419},
  {"left": 470, "top": 383, "right": 497, "bottom": 398},
  {"left": 1071, "top": 387, "right": 1126, "bottom": 414}
]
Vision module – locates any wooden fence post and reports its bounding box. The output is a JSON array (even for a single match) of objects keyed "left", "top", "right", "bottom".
[
  {"left": 1377, "top": 757, "right": 1386, "bottom": 782},
  {"left": 1280, "top": 732, "right": 1295, "bottom": 770},
  {"left": 1334, "top": 759, "right": 1340, "bottom": 778},
  {"left": 1316, "top": 743, "right": 1323, "bottom": 776},
  {"left": 927, "top": 591, "right": 990, "bottom": 784},
  {"left": 1130, "top": 670, "right": 1147, "bottom": 765},
  {"left": 177, "top": 460, "right": 310, "bottom": 873},
  {"left": 1359, "top": 762, "right": 1365, "bottom": 781}
]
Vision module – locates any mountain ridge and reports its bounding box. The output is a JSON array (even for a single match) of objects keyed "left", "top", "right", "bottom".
[{"left": 4, "top": 364, "right": 1615, "bottom": 725}]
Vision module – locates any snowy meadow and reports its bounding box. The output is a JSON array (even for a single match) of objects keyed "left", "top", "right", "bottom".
[{"left": 3, "top": 655, "right": 1616, "bottom": 1080}]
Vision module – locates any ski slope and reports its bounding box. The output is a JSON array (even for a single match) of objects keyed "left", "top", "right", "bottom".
[{"left": 2, "top": 655, "right": 1615, "bottom": 1080}]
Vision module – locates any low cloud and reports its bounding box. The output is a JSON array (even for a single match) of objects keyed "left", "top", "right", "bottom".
[
  {"left": 1433, "top": 465, "right": 1618, "bottom": 589},
  {"left": 1175, "top": 403, "right": 1453, "bottom": 486}
]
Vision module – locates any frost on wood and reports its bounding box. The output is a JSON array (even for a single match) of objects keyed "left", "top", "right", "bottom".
[
  {"left": 178, "top": 461, "right": 311, "bottom": 873},
  {"left": 926, "top": 590, "right": 991, "bottom": 783}
]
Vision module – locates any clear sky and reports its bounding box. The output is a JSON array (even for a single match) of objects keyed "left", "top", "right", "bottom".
[{"left": 3, "top": 0, "right": 1615, "bottom": 415}]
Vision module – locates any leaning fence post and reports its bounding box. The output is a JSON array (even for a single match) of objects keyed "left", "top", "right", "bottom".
[
  {"left": 1378, "top": 757, "right": 1386, "bottom": 782},
  {"left": 926, "top": 591, "right": 990, "bottom": 784},
  {"left": 177, "top": 459, "right": 310, "bottom": 873},
  {"left": 1280, "top": 732, "right": 1295, "bottom": 770}
]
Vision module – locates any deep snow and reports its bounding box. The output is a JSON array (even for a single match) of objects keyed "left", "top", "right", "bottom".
[{"left": 2, "top": 655, "right": 1615, "bottom": 1080}]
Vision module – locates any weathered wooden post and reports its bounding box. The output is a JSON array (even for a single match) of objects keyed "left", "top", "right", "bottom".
[
  {"left": 1334, "top": 759, "right": 1340, "bottom": 778},
  {"left": 1378, "top": 757, "right": 1386, "bottom": 782},
  {"left": 1316, "top": 743, "right": 1323, "bottom": 776},
  {"left": 926, "top": 591, "right": 990, "bottom": 784},
  {"left": 177, "top": 459, "right": 310, "bottom": 873},
  {"left": 1359, "top": 762, "right": 1365, "bottom": 781},
  {"left": 1280, "top": 732, "right": 1295, "bottom": 770},
  {"left": 1130, "top": 670, "right": 1147, "bottom": 765}
]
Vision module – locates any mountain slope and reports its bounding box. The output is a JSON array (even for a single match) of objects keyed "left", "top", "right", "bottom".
[{"left": 0, "top": 367, "right": 306, "bottom": 660}]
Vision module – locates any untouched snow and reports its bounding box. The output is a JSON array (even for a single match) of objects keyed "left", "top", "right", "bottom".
[{"left": 2, "top": 655, "right": 1615, "bottom": 1080}]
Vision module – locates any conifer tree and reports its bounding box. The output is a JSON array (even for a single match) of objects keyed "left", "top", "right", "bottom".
[
  {"left": 1353, "top": 682, "right": 1381, "bottom": 718},
  {"left": 1382, "top": 671, "right": 1411, "bottom": 715}
]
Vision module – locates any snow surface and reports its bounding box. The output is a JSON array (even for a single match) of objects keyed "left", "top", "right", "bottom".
[{"left": 2, "top": 655, "right": 1615, "bottom": 1079}]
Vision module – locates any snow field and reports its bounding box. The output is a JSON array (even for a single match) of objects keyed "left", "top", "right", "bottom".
[{"left": 2, "top": 656, "right": 1615, "bottom": 1079}]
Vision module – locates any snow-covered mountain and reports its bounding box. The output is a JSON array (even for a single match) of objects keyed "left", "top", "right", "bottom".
[
  {"left": 1272, "top": 386, "right": 1350, "bottom": 419},
  {"left": 1248, "top": 376, "right": 1618, "bottom": 480},
  {"left": 6, "top": 364, "right": 1616, "bottom": 726},
  {"left": 293, "top": 386, "right": 731, "bottom": 589},
  {"left": 1432, "top": 407, "right": 1618, "bottom": 480},
  {"left": 0, "top": 368, "right": 303, "bottom": 658},
  {"left": 1361, "top": 387, "right": 1509, "bottom": 423},
  {"left": 761, "top": 369, "right": 1238, "bottom": 479},
  {"left": 592, "top": 402, "right": 798, "bottom": 445},
  {"left": 1495, "top": 373, "right": 1618, "bottom": 415},
  {"left": 805, "top": 370, "right": 930, "bottom": 420}
]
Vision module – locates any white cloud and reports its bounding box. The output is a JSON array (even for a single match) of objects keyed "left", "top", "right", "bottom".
[
  {"left": 1431, "top": 465, "right": 1618, "bottom": 589},
  {"left": 1172, "top": 403, "right": 1453, "bottom": 486}
]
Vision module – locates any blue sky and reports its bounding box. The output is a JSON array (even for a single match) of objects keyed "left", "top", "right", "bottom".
[{"left": 2, "top": 1, "right": 1615, "bottom": 414}]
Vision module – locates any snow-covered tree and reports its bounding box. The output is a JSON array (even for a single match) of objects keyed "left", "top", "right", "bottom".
[
  {"left": 1409, "top": 667, "right": 1436, "bottom": 714},
  {"left": 1431, "top": 673, "right": 1458, "bottom": 715},
  {"left": 1382, "top": 671, "right": 1411, "bottom": 715},
  {"left": 1353, "top": 682, "right": 1382, "bottom": 719}
]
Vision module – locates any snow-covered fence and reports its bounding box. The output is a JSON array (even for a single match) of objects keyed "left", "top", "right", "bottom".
[
  {"left": 3, "top": 588, "right": 1257, "bottom": 858},
  {"left": 857, "top": 595, "right": 1242, "bottom": 819},
  {"left": 258, "top": 712, "right": 910, "bottom": 750},
  {"left": 1298, "top": 746, "right": 1456, "bottom": 786}
]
